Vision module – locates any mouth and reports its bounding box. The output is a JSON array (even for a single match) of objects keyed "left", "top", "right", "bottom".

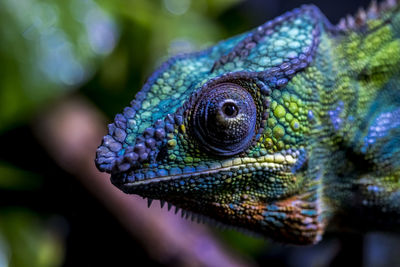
[{"left": 111, "top": 149, "right": 303, "bottom": 191}]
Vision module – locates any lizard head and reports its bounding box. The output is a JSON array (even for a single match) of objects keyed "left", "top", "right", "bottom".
[{"left": 96, "top": 5, "right": 326, "bottom": 244}]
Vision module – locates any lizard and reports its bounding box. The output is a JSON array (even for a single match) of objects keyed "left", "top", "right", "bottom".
[{"left": 95, "top": 0, "right": 400, "bottom": 245}]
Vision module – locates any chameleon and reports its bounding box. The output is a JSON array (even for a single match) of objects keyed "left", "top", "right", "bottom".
[{"left": 95, "top": 0, "right": 400, "bottom": 245}]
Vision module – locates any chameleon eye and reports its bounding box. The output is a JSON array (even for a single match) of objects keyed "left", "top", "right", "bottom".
[
  {"left": 192, "top": 83, "right": 257, "bottom": 156},
  {"left": 221, "top": 101, "right": 239, "bottom": 117}
]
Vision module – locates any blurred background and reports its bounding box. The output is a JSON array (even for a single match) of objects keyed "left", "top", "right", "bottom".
[{"left": 1, "top": 0, "right": 400, "bottom": 266}]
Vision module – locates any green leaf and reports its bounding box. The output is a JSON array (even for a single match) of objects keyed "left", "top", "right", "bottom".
[
  {"left": 0, "top": 162, "right": 42, "bottom": 190},
  {"left": 0, "top": 209, "right": 65, "bottom": 267},
  {"left": 0, "top": 0, "right": 118, "bottom": 132}
]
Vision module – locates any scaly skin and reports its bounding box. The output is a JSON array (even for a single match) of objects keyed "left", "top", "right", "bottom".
[{"left": 95, "top": 2, "right": 400, "bottom": 244}]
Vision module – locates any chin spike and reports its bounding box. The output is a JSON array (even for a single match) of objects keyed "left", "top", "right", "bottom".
[
  {"left": 147, "top": 198, "right": 153, "bottom": 208},
  {"left": 337, "top": 17, "right": 347, "bottom": 31},
  {"left": 346, "top": 14, "right": 355, "bottom": 29},
  {"left": 367, "top": 0, "right": 379, "bottom": 19},
  {"left": 355, "top": 8, "right": 367, "bottom": 25},
  {"left": 174, "top": 206, "right": 180, "bottom": 214}
]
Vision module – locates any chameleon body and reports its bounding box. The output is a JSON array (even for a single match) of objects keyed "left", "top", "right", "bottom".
[{"left": 95, "top": 1, "right": 400, "bottom": 244}]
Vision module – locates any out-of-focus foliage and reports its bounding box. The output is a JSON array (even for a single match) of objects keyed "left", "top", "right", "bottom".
[
  {"left": 0, "top": 209, "right": 65, "bottom": 267},
  {"left": 0, "top": 0, "right": 265, "bottom": 266},
  {"left": 0, "top": 0, "right": 243, "bottom": 133},
  {"left": 0, "top": 0, "right": 118, "bottom": 133},
  {"left": 85, "top": 0, "right": 243, "bottom": 117},
  {"left": 217, "top": 230, "right": 266, "bottom": 258},
  {"left": 0, "top": 162, "right": 42, "bottom": 191}
]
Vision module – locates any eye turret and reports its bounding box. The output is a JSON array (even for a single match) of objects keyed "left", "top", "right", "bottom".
[{"left": 192, "top": 83, "right": 257, "bottom": 156}]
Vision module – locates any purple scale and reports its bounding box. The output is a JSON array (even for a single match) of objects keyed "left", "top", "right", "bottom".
[
  {"left": 165, "top": 114, "right": 174, "bottom": 124},
  {"left": 302, "top": 46, "right": 311, "bottom": 54},
  {"left": 269, "top": 76, "right": 277, "bottom": 83},
  {"left": 252, "top": 33, "right": 263, "bottom": 42},
  {"left": 154, "top": 119, "right": 165, "bottom": 128},
  {"left": 240, "top": 50, "right": 249, "bottom": 58},
  {"left": 280, "top": 62, "right": 290, "bottom": 70},
  {"left": 130, "top": 100, "right": 141, "bottom": 110},
  {"left": 307, "top": 110, "right": 315, "bottom": 121},
  {"left": 169, "top": 167, "right": 182, "bottom": 175},
  {"left": 135, "top": 173, "right": 145, "bottom": 180},
  {"left": 236, "top": 41, "right": 245, "bottom": 49},
  {"left": 148, "top": 150, "right": 157, "bottom": 160},
  {"left": 157, "top": 169, "right": 168, "bottom": 177},
  {"left": 99, "top": 163, "right": 113, "bottom": 171},
  {"left": 277, "top": 78, "right": 288, "bottom": 87},
  {"left": 196, "top": 165, "right": 208, "bottom": 172},
  {"left": 108, "top": 141, "right": 122, "bottom": 153},
  {"left": 228, "top": 52, "right": 237, "bottom": 61},
  {"left": 285, "top": 69, "right": 296, "bottom": 76},
  {"left": 145, "top": 138, "right": 156, "bottom": 148},
  {"left": 269, "top": 67, "right": 280, "bottom": 74},
  {"left": 118, "top": 163, "right": 131, "bottom": 172},
  {"left": 114, "top": 114, "right": 127, "bottom": 129},
  {"left": 260, "top": 85, "right": 271, "bottom": 95},
  {"left": 96, "top": 157, "right": 114, "bottom": 164},
  {"left": 245, "top": 42, "right": 256, "bottom": 49},
  {"left": 139, "top": 152, "right": 148, "bottom": 162},
  {"left": 183, "top": 166, "right": 195, "bottom": 173},
  {"left": 114, "top": 127, "right": 127, "bottom": 143},
  {"left": 123, "top": 107, "right": 136, "bottom": 119},
  {"left": 265, "top": 29, "right": 274, "bottom": 35},
  {"left": 275, "top": 15, "right": 285, "bottom": 24},
  {"left": 146, "top": 171, "right": 156, "bottom": 178},
  {"left": 125, "top": 152, "right": 139, "bottom": 163},
  {"left": 136, "top": 91, "right": 146, "bottom": 101},
  {"left": 108, "top": 123, "right": 116, "bottom": 135},
  {"left": 107, "top": 151, "right": 117, "bottom": 158},
  {"left": 292, "top": 64, "right": 301, "bottom": 71},
  {"left": 124, "top": 174, "right": 136, "bottom": 183},
  {"left": 134, "top": 143, "right": 146, "bottom": 154},
  {"left": 299, "top": 62, "right": 308, "bottom": 69},
  {"left": 299, "top": 54, "right": 307, "bottom": 60},
  {"left": 115, "top": 114, "right": 126, "bottom": 122},
  {"left": 97, "top": 145, "right": 110, "bottom": 154},
  {"left": 264, "top": 21, "right": 273, "bottom": 28},
  {"left": 143, "top": 127, "right": 155, "bottom": 137},
  {"left": 174, "top": 115, "right": 183, "bottom": 125},
  {"left": 165, "top": 123, "right": 175, "bottom": 133},
  {"left": 291, "top": 58, "right": 300, "bottom": 64},
  {"left": 154, "top": 128, "right": 166, "bottom": 140}
]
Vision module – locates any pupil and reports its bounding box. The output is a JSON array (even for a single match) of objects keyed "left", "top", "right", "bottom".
[{"left": 222, "top": 102, "right": 238, "bottom": 117}]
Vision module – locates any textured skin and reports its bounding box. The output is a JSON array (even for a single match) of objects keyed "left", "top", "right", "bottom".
[{"left": 95, "top": 2, "right": 400, "bottom": 244}]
